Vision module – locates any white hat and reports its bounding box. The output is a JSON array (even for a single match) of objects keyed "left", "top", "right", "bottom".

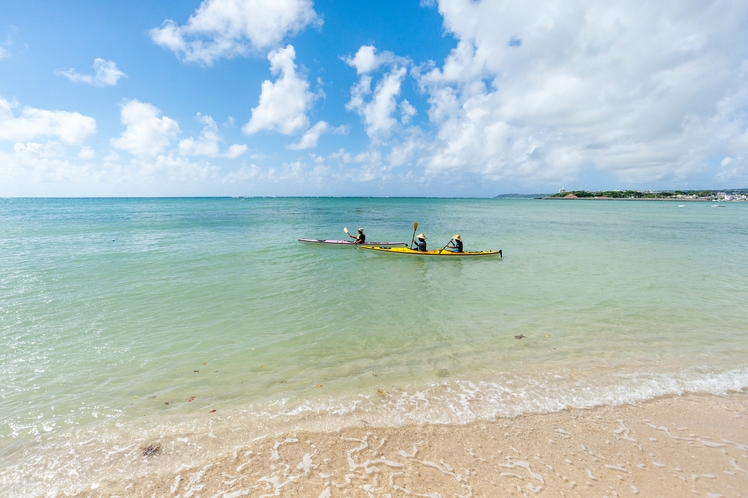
[
  {"left": 416, "top": 233, "right": 426, "bottom": 240},
  {"left": 453, "top": 234, "right": 461, "bottom": 240}
]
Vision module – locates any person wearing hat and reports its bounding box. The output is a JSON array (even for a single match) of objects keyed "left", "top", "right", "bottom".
[
  {"left": 348, "top": 227, "right": 366, "bottom": 245},
  {"left": 446, "top": 234, "right": 463, "bottom": 253},
  {"left": 414, "top": 233, "right": 427, "bottom": 252}
]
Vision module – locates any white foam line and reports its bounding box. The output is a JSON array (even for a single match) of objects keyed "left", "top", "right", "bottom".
[
  {"left": 645, "top": 423, "right": 694, "bottom": 442},
  {"left": 270, "top": 438, "right": 299, "bottom": 461},
  {"left": 170, "top": 475, "right": 182, "bottom": 494},
  {"left": 614, "top": 420, "right": 637, "bottom": 443},
  {"left": 220, "top": 491, "right": 250, "bottom": 498},
  {"left": 257, "top": 475, "right": 298, "bottom": 497},
  {"left": 372, "top": 437, "right": 387, "bottom": 452},
  {"left": 699, "top": 439, "right": 726, "bottom": 448},
  {"left": 398, "top": 444, "right": 419, "bottom": 458},
  {"left": 331, "top": 474, "right": 352, "bottom": 488},
  {"left": 722, "top": 438, "right": 748, "bottom": 451},
  {"left": 500, "top": 457, "right": 544, "bottom": 484},
  {"left": 730, "top": 457, "right": 748, "bottom": 474},
  {"left": 501, "top": 472, "right": 523, "bottom": 479},
  {"left": 605, "top": 464, "right": 627, "bottom": 472},
  {"left": 296, "top": 452, "right": 317, "bottom": 474},
  {"left": 526, "top": 482, "right": 542, "bottom": 494}
]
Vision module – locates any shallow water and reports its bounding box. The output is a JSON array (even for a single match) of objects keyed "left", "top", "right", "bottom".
[{"left": 1, "top": 197, "right": 747, "bottom": 494}]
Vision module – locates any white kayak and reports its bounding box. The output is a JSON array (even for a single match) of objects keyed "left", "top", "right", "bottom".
[{"left": 298, "top": 238, "right": 407, "bottom": 247}]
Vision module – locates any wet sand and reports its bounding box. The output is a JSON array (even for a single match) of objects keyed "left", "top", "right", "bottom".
[{"left": 91, "top": 391, "right": 748, "bottom": 497}]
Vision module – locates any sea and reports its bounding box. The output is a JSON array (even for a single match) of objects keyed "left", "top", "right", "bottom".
[{"left": 1, "top": 197, "right": 747, "bottom": 495}]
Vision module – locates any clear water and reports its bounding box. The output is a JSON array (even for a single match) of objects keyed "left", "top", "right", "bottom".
[{"left": 1, "top": 197, "right": 747, "bottom": 494}]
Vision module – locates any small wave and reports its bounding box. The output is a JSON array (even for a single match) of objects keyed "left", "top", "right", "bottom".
[{"left": 245, "top": 366, "right": 748, "bottom": 428}]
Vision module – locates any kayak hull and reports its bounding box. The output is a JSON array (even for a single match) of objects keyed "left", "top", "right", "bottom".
[
  {"left": 298, "top": 238, "right": 407, "bottom": 247},
  {"left": 361, "top": 246, "right": 502, "bottom": 257}
]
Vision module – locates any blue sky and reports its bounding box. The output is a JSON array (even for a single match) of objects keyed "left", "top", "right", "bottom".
[{"left": 1, "top": 0, "right": 748, "bottom": 196}]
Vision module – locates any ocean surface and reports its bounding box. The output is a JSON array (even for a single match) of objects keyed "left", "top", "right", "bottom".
[{"left": 1, "top": 197, "right": 747, "bottom": 495}]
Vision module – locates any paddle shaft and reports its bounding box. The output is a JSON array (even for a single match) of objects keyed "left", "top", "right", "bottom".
[{"left": 439, "top": 239, "right": 453, "bottom": 254}]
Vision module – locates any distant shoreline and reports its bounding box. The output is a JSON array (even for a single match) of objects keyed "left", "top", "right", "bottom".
[
  {"left": 544, "top": 197, "right": 713, "bottom": 201},
  {"left": 542, "top": 188, "right": 748, "bottom": 202}
]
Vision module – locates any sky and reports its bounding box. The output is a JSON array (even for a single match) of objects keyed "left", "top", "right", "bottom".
[{"left": 1, "top": 0, "right": 748, "bottom": 197}]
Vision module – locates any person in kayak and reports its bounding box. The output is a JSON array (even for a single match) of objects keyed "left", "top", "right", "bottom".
[
  {"left": 414, "top": 233, "right": 427, "bottom": 251},
  {"left": 446, "top": 234, "right": 463, "bottom": 252},
  {"left": 348, "top": 227, "right": 366, "bottom": 245}
]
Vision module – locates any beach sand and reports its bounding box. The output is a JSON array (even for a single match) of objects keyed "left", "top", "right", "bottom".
[{"left": 91, "top": 391, "right": 748, "bottom": 497}]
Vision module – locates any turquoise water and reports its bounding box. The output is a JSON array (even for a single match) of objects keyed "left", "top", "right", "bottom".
[{"left": 2, "top": 197, "right": 748, "bottom": 494}]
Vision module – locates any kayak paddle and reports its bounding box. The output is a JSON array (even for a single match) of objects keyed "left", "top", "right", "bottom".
[
  {"left": 410, "top": 222, "right": 418, "bottom": 249},
  {"left": 439, "top": 238, "right": 453, "bottom": 254},
  {"left": 344, "top": 226, "right": 361, "bottom": 246}
]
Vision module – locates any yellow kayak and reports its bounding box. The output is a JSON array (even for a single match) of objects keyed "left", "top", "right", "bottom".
[{"left": 361, "top": 246, "right": 502, "bottom": 257}]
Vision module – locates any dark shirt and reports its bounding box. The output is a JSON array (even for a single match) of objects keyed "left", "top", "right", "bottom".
[
  {"left": 453, "top": 239, "right": 463, "bottom": 252},
  {"left": 415, "top": 239, "right": 427, "bottom": 251},
  {"left": 355, "top": 233, "right": 366, "bottom": 244}
]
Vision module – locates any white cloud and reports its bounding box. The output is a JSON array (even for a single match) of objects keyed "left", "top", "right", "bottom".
[
  {"left": 400, "top": 99, "right": 417, "bottom": 124},
  {"left": 0, "top": 142, "right": 96, "bottom": 195},
  {"left": 0, "top": 143, "right": 223, "bottom": 196},
  {"left": 343, "top": 45, "right": 407, "bottom": 75},
  {"left": 287, "top": 120, "right": 347, "bottom": 150},
  {"left": 412, "top": 0, "right": 748, "bottom": 186},
  {"left": 222, "top": 156, "right": 384, "bottom": 187},
  {"left": 345, "top": 45, "right": 414, "bottom": 139},
  {"left": 111, "top": 100, "right": 180, "bottom": 157},
  {"left": 150, "top": 0, "right": 319, "bottom": 64},
  {"left": 0, "top": 34, "right": 13, "bottom": 60},
  {"left": 346, "top": 63, "right": 408, "bottom": 139},
  {"left": 242, "top": 45, "right": 315, "bottom": 136},
  {"left": 178, "top": 113, "right": 247, "bottom": 158},
  {"left": 224, "top": 144, "right": 249, "bottom": 159},
  {"left": 59, "top": 58, "right": 126, "bottom": 87},
  {"left": 78, "top": 146, "right": 96, "bottom": 159},
  {"left": 13, "top": 141, "right": 67, "bottom": 160},
  {"left": 0, "top": 97, "right": 96, "bottom": 144},
  {"left": 131, "top": 154, "right": 221, "bottom": 184}
]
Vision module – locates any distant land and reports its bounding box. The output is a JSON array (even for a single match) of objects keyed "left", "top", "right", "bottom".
[
  {"left": 494, "top": 193, "right": 552, "bottom": 199},
  {"left": 543, "top": 189, "right": 748, "bottom": 201}
]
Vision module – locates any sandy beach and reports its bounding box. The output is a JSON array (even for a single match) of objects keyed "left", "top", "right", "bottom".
[{"left": 88, "top": 391, "right": 748, "bottom": 497}]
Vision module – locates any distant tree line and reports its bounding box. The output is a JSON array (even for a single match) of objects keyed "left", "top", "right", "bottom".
[{"left": 548, "top": 190, "right": 721, "bottom": 198}]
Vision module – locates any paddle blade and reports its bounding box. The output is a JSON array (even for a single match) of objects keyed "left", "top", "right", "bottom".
[
  {"left": 413, "top": 222, "right": 418, "bottom": 231},
  {"left": 343, "top": 227, "right": 348, "bottom": 233}
]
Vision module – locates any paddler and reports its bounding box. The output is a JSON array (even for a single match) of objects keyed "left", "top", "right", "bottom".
[
  {"left": 446, "top": 234, "right": 463, "bottom": 252},
  {"left": 348, "top": 227, "right": 366, "bottom": 245},
  {"left": 414, "top": 233, "right": 427, "bottom": 251}
]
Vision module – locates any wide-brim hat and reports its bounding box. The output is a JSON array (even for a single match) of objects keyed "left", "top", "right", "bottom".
[
  {"left": 416, "top": 233, "right": 426, "bottom": 240},
  {"left": 358, "top": 228, "right": 364, "bottom": 232},
  {"left": 453, "top": 234, "right": 461, "bottom": 240}
]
